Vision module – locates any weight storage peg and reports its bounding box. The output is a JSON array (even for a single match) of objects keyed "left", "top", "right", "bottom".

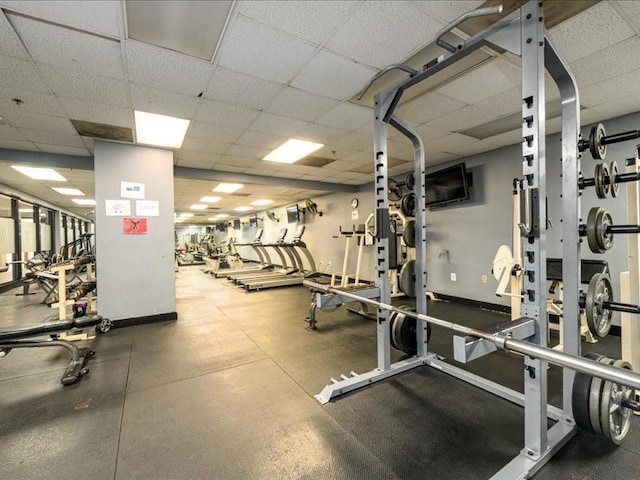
[
  {"left": 577, "top": 122, "right": 640, "bottom": 160},
  {"left": 579, "top": 206, "right": 640, "bottom": 254},
  {"left": 578, "top": 160, "right": 640, "bottom": 199},
  {"left": 580, "top": 272, "right": 640, "bottom": 338}
]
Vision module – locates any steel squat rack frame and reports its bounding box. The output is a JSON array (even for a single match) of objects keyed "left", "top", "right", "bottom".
[{"left": 304, "top": 2, "right": 640, "bottom": 478}]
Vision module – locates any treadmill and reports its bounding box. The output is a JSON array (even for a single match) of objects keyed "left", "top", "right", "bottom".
[
  {"left": 229, "top": 228, "right": 292, "bottom": 283},
  {"left": 240, "top": 226, "right": 317, "bottom": 291},
  {"left": 211, "top": 229, "right": 269, "bottom": 278},
  {"left": 224, "top": 228, "right": 288, "bottom": 281}
]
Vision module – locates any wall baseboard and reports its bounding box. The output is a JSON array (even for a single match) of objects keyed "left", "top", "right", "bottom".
[{"left": 112, "top": 311, "right": 177, "bottom": 328}]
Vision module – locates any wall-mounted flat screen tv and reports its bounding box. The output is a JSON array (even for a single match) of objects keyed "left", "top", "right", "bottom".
[
  {"left": 233, "top": 219, "right": 241, "bottom": 230},
  {"left": 249, "top": 216, "right": 258, "bottom": 228},
  {"left": 286, "top": 204, "right": 299, "bottom": 224},
  {"left": 217, "top": 223, "right": 227, "bottom": 232},
  {"left": 425, "top": 162, "right": 470, "bottom": 207}
]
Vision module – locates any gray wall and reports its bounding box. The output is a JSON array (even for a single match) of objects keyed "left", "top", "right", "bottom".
[{"left": 95, "top": 141, "right": 176, "bottom": 321}]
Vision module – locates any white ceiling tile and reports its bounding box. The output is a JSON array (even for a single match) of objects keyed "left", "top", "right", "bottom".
[
  {"left": 0, "top": 138, "right": 38, "bottom": 151},
  {"left": 188, "top": 121, "right": 243, "bottom": 144},
  {"left": 0, "top": 55, "right": 49, "bottom": 92},
  {"left": 0, "top": 10, "right": 29, "bottom": 59},
  {"left": 225, "top": 145, "right": 269, "bottom": 160},
  {"left": 579, "top": 108, "right": 602, "bottom": 127},
  {"left": 327, "top": 159, "right": 363, "bottom": 171},
  {"left": 218, "top": 155, "right": 260, "bottom": 168},
  {"left": 175, "top": 156, "right": 215, "bottom": 170},
  {"left": 570, "top": 36, "right": 640, "bottom": 89},
  {"left": 581, "top": 67, "right": 640, "bottom": 108},
  {"left": 592, "top": 93, "right": 640, "bottom": 121},
  {"left": 315, "top": 103, "right": 372, "bottom": 131},
  {"left": 38, "top": 64, "right": 130, "bottom": 107},
  {"left": 82, "top": 136, "right": 94, "bottom": 151},
  {"left": 412, "top": 1, "right": 484, "bottom": 23},
  {"left": 548, "top": 2, "right": 634, "bottom": 64},
  {"left": 237, "top": 1, "right": 360, "bottom": 45},
  {"left": 414, "top": 124, "right": 450, "bottom": 144},
  {"left": 177, "top": 148, "right": 223, "bottom": 166},
  {"left": 473, "top": 87, "right": 523, "bottom": 118},
  {"left": 316, "top": 144, "right": 356, "bottom": 160},
  {"left": 483, "top": 128, "right": 523, "bottom": 150},
  {"left": 342, "top": 151, "right": 372, "bottom": 165},
  {"left": 195, "top": 99, "right": 259, "bottom": 129},
  {"left": 427, "top": 133, "right": 478, "bottom": 156},
  {"left": 1, "top": 111, "right": 76, "bottom": 134},
  {"left": 182, "top": 137, "right": 231, "bottom": 155},
  {"left": 0, "top": 125, "right": 27, "bottom": 141},
  {"left": 428, "top": 105, "right": 499, "bottom": 132},
  {"left": 291, "top": 49, "right": 375, "bottom": 100},
  {"left": 129, "top": 83, "right": 200, "bottom": 119},
  {"left": 248, "top": 112, "right": 309, "bottom": 137},
  {"left": 0, "top": 87, "right": 64, "bottom": 117},
  {"left": 296, "top": 123, "right": 352, "bottom": 144},
  {"left": 615, "top": 0, "right": 640, "bottom": 33},
  {"left": 20, "top": 128, "right": 85, "bottom": 147},
  {"left": 265, "top": 87, "right": 339, "bottom": 122},
  {"left": 436, "top": 59, "right": 519, "bottom": 104},
  {"left": 9, "top": 14, "right": 124, "bottom": 78},
  {"left": 59, "top": 98, "right": 133, "bottom": 127},
  {"left": 205, "top": 67, "right": 283, "bottom": 110},
  {"left": 126, "top": 41, "right": 214, "bottom": 95},
  {"left": 334, "top": 131, "right": 372, "bottom": 150},
  {"left": 35, "top": 144, "right": 90, "bottom": 156},
  {"left": 216, "top": 16, "right": 317, "bottom": 84},
  {"left": 235, "top": 130, "right": 286, "bottom": 150},
  {"left": 1, "top": 1, "right": 122, "bottom": 37},
  {"left": 397, "top": 91, "right": 466, "bottom": 124},
  {"left": 326, "top": 1, "right": 444, "bottom": 69}
]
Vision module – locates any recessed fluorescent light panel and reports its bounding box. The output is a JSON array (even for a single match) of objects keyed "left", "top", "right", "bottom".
[
  {"left": 233, "top": 206, "right": 252, "bottom": 212},
  {"left": 200, "top": 196, "right": 222, "bottom": 203},
  {"left": 72, "top": 199, "right": 96, "bottom": 206},
  {"left": 52, "top": 187, "right": 85, "bottom": 196},
  {"left": 190, "top": 204, "right": 207, "bottom": 210},
  {"left": 12, "top": 165, "right": 67, "bottom": 181},
  {"left": 250, "top": 199, "right": 274, "bottom": 206},
  {"left": 263, "top": 139, "right": 324, "bottom": 164},
  {"left": 134, "top": 110, "right": 190, "bottom": 148},
  {"left": 213, "top": 183, "right": 243, "bottom": 193},
  {"left": 214, "top": 213, "right": 229, "bottom": 218},
  {"left": 178, "top": 213, "right": 194, "bottom": 218}
]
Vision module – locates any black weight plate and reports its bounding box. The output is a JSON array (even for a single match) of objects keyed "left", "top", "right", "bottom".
[
  {"left": 400, "top": 192, "right": 415, "bottom": 217},
  {"left": 399, "top": 260, "right": 416, "bottom": 297},
  {"left": 390, "top": 311, "right": 432, "bottom": 356},
  {"left": 589, "top": 123, "right": 607, "bottom": 160},
  {"left": 585, "top": 272, "right": 613, "bottom": 337},
  {"left": 586, "top": 207, "right": 607, "bottom": 254},
  {"left": 573, "top": 352, "right": 606, "bottom": 432},
  {"left": 610, "top": 161, "right": 619, "bottom": 198},
  {"left": 405, "top": 172, "right": 415, "bottom": 190},
  {"left": 388, "top": 178, "right": 402, "bottom": 202},
  {"left": 601, "top": 359, "right": 634, "bottom": 445},
  {"left": 403, "top": 220, "right": 416, "bottom": 248},
  {"left": 596, "top": 208, "right": 614, "bottom": 252},
  {"left": 589, "top": 357, "right": 615, "bottom": 436},
  {"left": 594, "top": 163, "right": 605, "bottom": 199}
]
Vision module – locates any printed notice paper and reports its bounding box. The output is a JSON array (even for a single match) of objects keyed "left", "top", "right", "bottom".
[
  {"left": 136, "top": 200, "right": 159, "bottom": 217},
  {"left": 105, "top": 199, "right": 131, "bottom": 216},
  {"left": 121, "top": 181, "right": 145, "bottom": 199}
]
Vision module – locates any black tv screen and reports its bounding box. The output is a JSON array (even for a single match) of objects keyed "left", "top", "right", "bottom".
[
  {"left": 233, "top": 219, "right": 241, "bottom": 230},
  {"left": 249, "top": 216, "right": 258, "bottom": 228},
  {"left": 217, "top": 223, "right": 227, "bottom": 232},
  {"left": 286, "top": 205, "right": 299, "bottom": 224},
  {"left": 425, "top": 163, "right": 470, "bottom": 207}
]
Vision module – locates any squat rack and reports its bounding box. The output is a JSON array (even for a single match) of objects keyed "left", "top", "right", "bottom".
[{"left": 304, "top": 2, "right": 640, "bottom": 478}]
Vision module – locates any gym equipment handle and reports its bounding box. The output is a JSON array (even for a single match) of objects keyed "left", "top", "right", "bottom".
[{"left": 436, "top": 5, "right": 504, "bottom": 53}]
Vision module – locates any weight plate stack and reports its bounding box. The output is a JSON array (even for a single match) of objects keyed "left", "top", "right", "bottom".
[
  {"left": 585, "top": 272, "right": 613, "bottom": 337},
  {"left": 589, "top": 123, "right": 607, "bottom": 160},
  {"left": 572, "top": 352, "right": 606, "bottom": 433},
  {"left": 586, "top": 207, "right": 614, "bottom": 254},
  {"left": 390, "top": 307, "right": 432, "bottom": 356},
  {"left": 610, "top": 161, "right": 619, "bottom": 198},
  {"left": 594, "top": 162, "right": 610, "bottom": 199}
]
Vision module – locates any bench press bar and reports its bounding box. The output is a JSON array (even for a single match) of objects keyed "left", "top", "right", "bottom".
[{"left": 303, "top": 279, "right": 640, "bottom": 390}]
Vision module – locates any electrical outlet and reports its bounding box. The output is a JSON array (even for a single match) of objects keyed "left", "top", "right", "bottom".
[
  {"left": 481, "top": 275, "right": 488, "bottom": 284},
  {"left": 451, "top": 273, "right": 457, "bottom": 282}
]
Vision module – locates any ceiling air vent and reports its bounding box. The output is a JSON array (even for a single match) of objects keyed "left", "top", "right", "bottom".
[
  {"left": 71, "top": 120, "right": 134, "bottom": 143},
  {"left": 229, "top": 193, "right": 251, "bottom": 197}
]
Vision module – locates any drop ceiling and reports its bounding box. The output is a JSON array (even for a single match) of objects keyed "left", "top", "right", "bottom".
[{"left": 0, "top": 0, "right": 639, "bottom": 219}]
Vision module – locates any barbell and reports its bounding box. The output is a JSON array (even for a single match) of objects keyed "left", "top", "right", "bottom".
[
  {"left": 579, "top": 206, "right": 640, "bottom": 254},
  {"left": 577, "top": 123, "right": 640, "bottom": 160}
]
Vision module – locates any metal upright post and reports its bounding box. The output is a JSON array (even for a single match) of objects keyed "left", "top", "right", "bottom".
[
  {"left": 373, "top": 92, "right": 393, "bottom": 371},
  {"left": 520, "top": 0, "right": 548, "bottom": 457}
]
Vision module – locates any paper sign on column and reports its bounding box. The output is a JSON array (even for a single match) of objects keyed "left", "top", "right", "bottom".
[
  {"left": 105, "top": 199, "right": 131, "bottom": 216},
  {"left": 136, "top": 200, "right": 159, "bottom": 217},
  {"left": 121, "top": 181, "right": 145, "bottom": 199}
]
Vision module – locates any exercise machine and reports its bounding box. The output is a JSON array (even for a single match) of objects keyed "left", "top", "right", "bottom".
[
  {"left": 222, "top": 228, "right": 288, "bottom": 280},
  {"left": 306, "top": 3, "right": 640, "bottom": 478},
  {"left": 211, "top": 229, "right": 272, "bottom": 278}
]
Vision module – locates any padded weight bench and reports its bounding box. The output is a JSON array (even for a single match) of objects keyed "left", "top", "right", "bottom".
[
  {"left": 0, "top": 315, "right": 112, "bottom": 385},
  {"left": 546, "top": 257, "right": 609, "bottom": 286}
]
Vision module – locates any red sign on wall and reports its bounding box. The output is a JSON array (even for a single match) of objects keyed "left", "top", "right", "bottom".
[{"left": 123, "top": 217, "right": 148, "bottom": 234}]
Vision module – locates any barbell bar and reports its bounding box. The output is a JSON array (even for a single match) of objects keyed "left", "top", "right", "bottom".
[
  {"left": 579, "top": 160, "right": 640, "bottom": 198},
  {"left": 302, "top": 279, "right": 640, "bottom": 391},
  {"left": 577, "top": 123, "right": 640, "bottom": 160}
]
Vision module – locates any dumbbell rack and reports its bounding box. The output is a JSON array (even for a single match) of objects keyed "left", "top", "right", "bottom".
[{"left": 310, "top": 2, "right": 605, "bottom": 478}]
